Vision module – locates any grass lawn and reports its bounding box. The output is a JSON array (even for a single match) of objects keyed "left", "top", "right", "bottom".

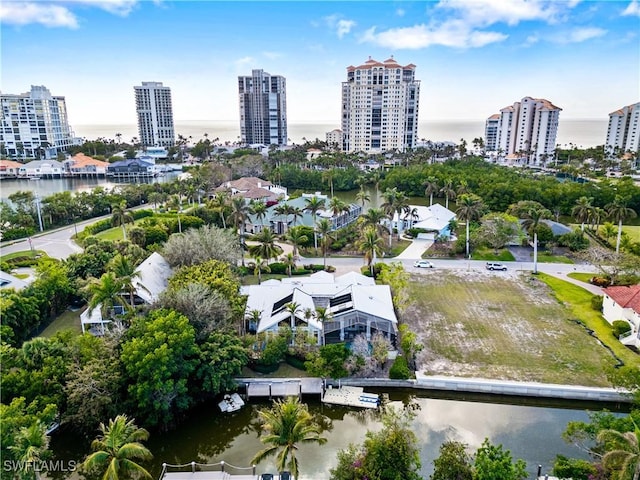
[
  {"left": 40, "top": 308, "right": 83, "bottom": 337},
  {"left": 537, "top": 273, "right": 638, "bottom": 367},
  {"left": 241, "top": 363, "right": 310, "bottom": 378},
  {"left": 471, "top": 248, "right": 515, "bottom": 262},
  {"left": 568, "top": 272, "right": 594, "bottom": 284},
  {"left": 1, "top": 249, "right": 46, "bottom": 262},
  {"left": 405, "top": 270, "right": 623, "bottom": 386},
  {"left": 388, "top": 239, "right": 411, "bottom": 257},
  {"left": 536, "top": 253, "right": 574, "bottom": 264},
  {"left": 622, "top": 225, "right": 640, "bottom": 243}
]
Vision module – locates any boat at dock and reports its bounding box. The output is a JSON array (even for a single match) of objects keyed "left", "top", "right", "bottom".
[
  {"left": 218, "top": 393, "right": 245, "bottom": 413},
  {"left": 322, "top": 385, "right": 380, "bottom": 409}
]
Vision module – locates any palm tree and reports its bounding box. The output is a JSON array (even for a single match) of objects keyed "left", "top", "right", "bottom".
[
  {"left": 314, "top": 307, "right": 332, "bottom": 346},
  {"left": 304, "top": 196, "right": 325, "bottom": 251},
  {"left": 9, "top": 422, "right": 49, "bottom": 480},
  {"left": 328, "top": 197, "right": 348, "bottom": 227},
  {"left": 355, "top": 188, "right": 370, "bottom": 208},
  {"left": 521, "top": 207, "right": 552, "bottom": 274},
  {"left": 606, "top": 196, "right": 637, "bottom": 253},
  {"left": 252, "top": 256, "right": 270, "bottom": 284},
  {"left": 440, "top": 179, "right": 457, "bottom": 209},
  {"left": 456, "top": 180, "right": 470, "bottom": 197},
  {"left": 251, "top": 397, "right": 327, "bottom": 479},
  {"left": 284, "top": 301, "right": 301, "bottom": 331},
  {"left": 86, "top": 272, "right": 127, "bottom": 323},
  {"left": 282, "top": 252, "right": 296, "bottom": 277},
  {"left": 322, "top": 169, "right": 335, "bottom": 197},
  {"left": 369, "top": 170, "right": 381, "bottom": 195},
  {"left": 82, "top": 415, "right": 152, "bottom": 480},
  {"left": 290, "top": 206, "right": 304, "bottom": 226},
  {"left": 251, "top": 201, "right": 268, "bottom": 230},
  {"left": 285, "top": 227, "right": 308, "bottom": 259},
  {"left": 357, "top": 227, "right": 384, "bottom": 276},
  {"left": 167, "top": 195, "right": 182, "bottom": 233},
  {"left": 249, "top": 228, "right": 283, "bottom": 261},
  {"left": 231, "top": 197, "right": 251, "bottom": 264},
  {"left": 110, "top": 254, "right": 141, "bottom": 307},
  {"left": 572, "top": 196, "right": 594, "bottom": 232},
  {"left": 456, "top": 194, "right": 485, "bottom": 258},
  {"left": 110, "top": 201, "right": 133, "bottom": 240},
  {"left": 597, "top": 423, "right": 640, "bottom": 480},
  {"left": 208, "top": 192, "right": 229, "bottom": 229},
  {"left": 381, "top": 188, "right": 409, "bottom": 239},
  {"left": 423, "top": 177, "right": 439, "bottom": 206},
  {"left": 148, "top": 192, "right": 164, "bottom": 212},
  {"left": 600, "top": 222, "right": 617, "bottom": 244},
  {"left": 316, "top": 218, "right": 334, "bottom": 269},
  {"left": 360, "top": 207, "right": 390, "bottom": 239}
]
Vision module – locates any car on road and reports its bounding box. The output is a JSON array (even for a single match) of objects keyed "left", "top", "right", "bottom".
[
  {"left": 414, "top": 260, "right": 435, "bottom": 268},
  {"left": 485, "top": 262, "right": 507, "bottom": 271}
]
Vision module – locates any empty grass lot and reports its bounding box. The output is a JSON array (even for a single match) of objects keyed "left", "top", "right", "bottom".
[{"left": 405, "top": 270, "right": 619, "bottom": 386}]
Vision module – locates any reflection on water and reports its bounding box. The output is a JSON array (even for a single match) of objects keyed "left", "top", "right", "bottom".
[{"left": 49, "top": 391, "right": 626, "bottom": 479}]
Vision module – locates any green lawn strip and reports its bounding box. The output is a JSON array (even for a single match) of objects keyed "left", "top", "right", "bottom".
[
  {"left": 622, "top": 225, "right": 640, "bottom": 242},
  {"left": 1, "top": 250, "right": 47, "bottom": 262},
  {"left": 471, "top": 248, "right": 515, "bottom": 261},
  {"left": 407, "top": 272, "right": 615, "bottom": 386},
  {"left": 537, "top": 273, "right": 638, "bottom": 367},
  {"left": 568, "top": 272, "right": 594, "bottom": 284},
  {"left": 387, "top": 239, "right": 412, "bottom": 257},
  {"left": 536, "top": 253, "right": 574, "bottom": 264},
  {"left": 40, "top": 309, "right": 83, "bottom": 337}
]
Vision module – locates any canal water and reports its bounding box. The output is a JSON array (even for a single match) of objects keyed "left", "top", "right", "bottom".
[{"left": 49, "top": 390, "right": 625, "bottom": 479}]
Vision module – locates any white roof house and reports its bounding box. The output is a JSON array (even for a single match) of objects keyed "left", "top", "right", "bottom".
[
  {"left": 18, "top": 160, "right": 64, "bottom": 178},
  {"left": 0, "top": 271, "right": 29, "bottom": 291},
  {"left": 389, "top": 203, "right": 456, "bottom": 238},
  {"left": 241, "top": 271, "right": 397, "bottom": 345}
]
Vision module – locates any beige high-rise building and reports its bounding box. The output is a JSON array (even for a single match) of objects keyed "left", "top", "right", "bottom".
[
  {"left": 134, "top": 81, "right": 175, "bottom": 147},
  {"left": 488, "top": 96, "right": 561, "bottom": 165},
  {"left": 606, "top": 102, "right": 640, "bottom": 157},
  {"left": 0, "top": 85, "right": 79, "bottom": 160},
  {"left": 341, "top": 57, "right": 420, "bottom": 153},
  {"left": 238, "top": 69, "right": 287, "bottom": 146}
]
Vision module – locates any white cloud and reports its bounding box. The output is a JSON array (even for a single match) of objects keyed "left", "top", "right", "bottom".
[
  {"left": 0, "top": 2, "right": 79, "bottom": 28},
  {"left": 524, "top": 34, "right": 540, "bottom": 46},
  {"left": 68, "top": 0, "right": 139, "bottom": 16},
  {"left": 360, "top": 21, "right": 507, "bottom": 49},
  {"left": 622, "top": 0, "right": 640, "bottom": 17},
  {"left": 396, "top": 8, "right": 405, "bottom": 17},
  {"left": 436, "top": 0, "right": 563, "bottom": 26},
  {"left": 234, "top": 56, "right": 254, "bottom": 68},
  {"left": 323, "top": 14, "right": 356, "bottom": 39},
  {"left": 549, "top": 26, "right": 607, "bottom": 44},
  {"left": 262, "top": 51, "right": 283, "bottom": 60}
]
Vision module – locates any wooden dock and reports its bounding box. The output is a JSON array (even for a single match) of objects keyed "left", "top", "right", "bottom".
[{"left": 322, "top": 385, "right": 379, "bottom": 409}]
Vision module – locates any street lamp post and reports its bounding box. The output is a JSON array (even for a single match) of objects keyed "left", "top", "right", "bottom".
[{"left": 35, "top": 193, "right": 44, "bottom": 232}]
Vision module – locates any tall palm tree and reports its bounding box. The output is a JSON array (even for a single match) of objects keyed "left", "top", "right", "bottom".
[
  {"left": 252, "top": 255, "right": 270, "bottom": 284},
  {"left": 231, "top": 197, "right": 251, "bottom": 264},
  {"left": 314, "top": 307, "right": 332, "bottom": 346},
  {"left": 82, "top": 415, "right": 152, "bottom": 480},
  {"left": 600, "top": 222, "right": 617, "bottom": 244},
  {"left": 357, "top": 227, "right": 384, "bottom": 276},
  {"left": 111, "top": 201, "right": 133, "bottom": 241},
  {"left": 110, "top": 254, "right": 141, "bottom": 307},
  {"left": 456, "top": 194, "right": 485, "bottom": 258},
  {"left": 316, "top": 218, "right": 334, "bottom": 269},
  {"left": 521, "top": 207, "right": 552, "bottom": 274},
  {"left": 304, "top": 196, "right": 325, "bottom": 251},
  {"left": 597, "top": 423, "right": 640, "bottom": 480},
  {"left": 167, "top": 195, "right": 182, "bottom": 233},
  {"left": 606, "top": 196, "right": 637, "bottom": 253},
  {"left": 423, "top": 177, "right": 439, "bottom": 206},
  {"left": 381, "top": 188, "right": 409, "bottom": 239},
  {"left": 360, "top": 207, "right": 390, "bottom": 239},
  {"left": 290, "top": 206, "right": 304, "bottom": 226},
  {"left": 147, "top": 192, "right": 164, "bottom": 213},
  {"left": 208, "top": 192, "right": 229, "bottom": 229},
  {"left": 369, "top": 170, "right": 381, "bottom": 196},
  {"left": 282, "top": 252, "right": 296, "bottom": 277},
  {"left": 322, "top": 169, "right": 335, "bottom": 197},
  {"left": 249, "top": 228, "right": 283, "bottom": 261},
  {"left": 355, "top": 188, "right": 370, "bottom": 208},
  {"left": 572, "top": 196, "right": 594, "bottom": 232},
  {"left": 440, "top": 179, "right": 457, "bottom": 209},
  {"left": 251, "top": 201, "right": 268, "bottom": 230},
  {"left": 9, "top": 422, "right": 49, "bottom": 480},
  {"left": 285, "top": 227, "right": 308, "bottom": 259},
  {"left": 251, "top": 397, "right": 327, "bottom": 479},
  {"left": 284, "top": 302, "right": 301, "bottom": 331}
]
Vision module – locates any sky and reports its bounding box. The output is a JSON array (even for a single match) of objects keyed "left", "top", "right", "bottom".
[{"left": 1, "top": 0, "right": 639, "bottom": 130}]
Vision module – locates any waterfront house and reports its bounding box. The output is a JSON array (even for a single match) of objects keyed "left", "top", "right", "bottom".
[
  {"left": 0, "top": 160, "right": 22, "bottom": 179},
  {"left": 388, "top": 203, "right": 456, "bottom": 239},
  {"left": 18, "top": 159, "right": 64, "bottom": 178},
  {"left": 63, "top": 153, "right": 109, "bottom": 177},
  {"left": 602, "top": 284, "right": 640, "bottom": 349},
  {"left": 241, "top": 271, "right": 397, "bottom": 345},
  {"left": 215, "top": 176, "right": 288, "bottom": 203},
  {"left": 81, "top": 252, "right": 172, "bottom": 334},
  {"left": 106, "top": 158, "right": 155, "bottom": 178}
]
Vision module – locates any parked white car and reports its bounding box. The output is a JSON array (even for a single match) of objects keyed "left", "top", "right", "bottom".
[
  {"left": 485, "top": 262, "right": 507, "bottom": 271},
  {"left": 414, "top": 260, "right": 434, "bottom": 268}
]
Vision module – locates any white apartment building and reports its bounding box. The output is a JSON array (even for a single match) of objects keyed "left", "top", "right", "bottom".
[
  {"left": 489, "top": 97, "right": 561, "bottom": 166},
  {"left": 134, "top": 82, "right": 175, "bottom": 148},
  {"left": 484, "top": 114, "right": 500, "bottom": 153},
  {"left": 341, "top": 57, "right": 420, "bottom": 153},
  {"left": 326, "top": 129, "right": 343, "bottom": 149},
  {"left": 238, "top": 69, "right": 287, "bottom": 146},
  {"left": 1, "top": 85, "right": 79, "bottom": 160},
  {"left": 605, "top": 102, "right": 640, "bottom": 157}
]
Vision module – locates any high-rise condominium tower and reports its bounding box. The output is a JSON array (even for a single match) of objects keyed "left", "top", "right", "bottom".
[
  {"left": 606, "top": 102, "right": 640, "bottom": 157},
  {"left": 341, "top": 57, "right": 420, "bottom": 153},
  {"left": 487, "top": 96, "right": 561, "bottom": 165},
  {"left": 0, "top": 85, "right": 78, "bottom": 160},
  {"left": 238, "top": 69, "right": 287, "bottom": 145},
  {"left": 134, "top": 82, "right": 175, "bottom": 147}
]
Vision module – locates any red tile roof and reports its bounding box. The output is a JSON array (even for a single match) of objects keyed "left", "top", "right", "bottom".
[{"left": 604, "top": 284, "right": 640, "bottom": 313}]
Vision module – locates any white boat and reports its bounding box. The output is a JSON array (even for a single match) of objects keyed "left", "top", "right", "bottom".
[
  {"left": 29, "top": 176, "right": 41, "bottom": 181},
  {"left": 218, "top": 393, "right": 245, "bottom": 413}
]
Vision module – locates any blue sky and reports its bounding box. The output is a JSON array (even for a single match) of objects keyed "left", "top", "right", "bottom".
[{"left": 1, "top": 0, "right": 639, "bottom": 128}]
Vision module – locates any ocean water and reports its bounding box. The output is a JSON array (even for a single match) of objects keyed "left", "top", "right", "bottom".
[{"left": 73, "top": 119, "right": 608, "bottom": 149}]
